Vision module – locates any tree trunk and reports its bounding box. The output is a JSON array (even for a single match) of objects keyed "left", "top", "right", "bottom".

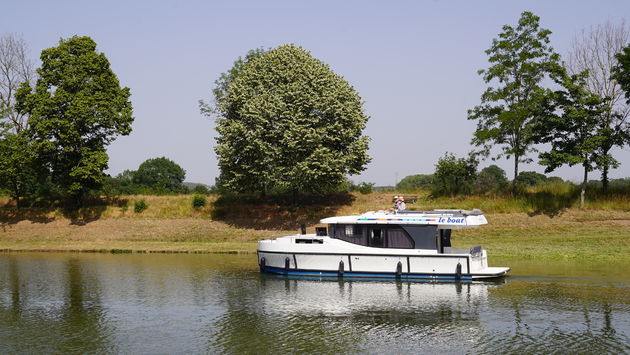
[
  {"left": 512, "top": 155, "right": 520, "bottom": 193},
  {"left": 602, "top": 164, "right": 609, "bottom": 194},
  {"left": 581, "top": 165, "right": 588, "bottom": 209}
]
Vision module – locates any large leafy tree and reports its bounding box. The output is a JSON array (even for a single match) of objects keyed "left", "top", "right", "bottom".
[
  {"left": 538, "top": 69, "right": 608, "bottom": 208},
  {"left": 468, "top": 11, "right": 561, "bottom": 182},
  {"left": 209, "top": 44, "right": 370, "bottom": 195},
  {"left": 15, "top": 36, "right": 133, "bottom": 204},
  {"left": 133, "top": 157, "right": 186, "bottom": 193},
  {"left": 568, "top": 21, "right": 630, "bottom": 192}
]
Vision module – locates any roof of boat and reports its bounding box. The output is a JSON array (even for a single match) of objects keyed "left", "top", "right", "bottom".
[{"left": 320, "top": 209, "right": 487, "bottom": 228}]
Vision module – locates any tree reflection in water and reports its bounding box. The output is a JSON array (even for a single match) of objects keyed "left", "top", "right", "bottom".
[{"left": 0, "top": 253, "right": 628, "bottom": 354}]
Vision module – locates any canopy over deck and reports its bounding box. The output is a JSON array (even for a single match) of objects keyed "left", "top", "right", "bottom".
[{"left": 320, "top": 209, "right": 487, "bottom": 228}]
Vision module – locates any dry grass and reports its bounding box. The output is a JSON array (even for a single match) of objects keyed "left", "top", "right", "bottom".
[{"left": 1, "top": 192, "right": 629, "bottom": 260}]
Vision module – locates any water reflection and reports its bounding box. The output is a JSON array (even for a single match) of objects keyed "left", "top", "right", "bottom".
[{"left": 0, "top": 253, "right": 628, "bottom": 354}]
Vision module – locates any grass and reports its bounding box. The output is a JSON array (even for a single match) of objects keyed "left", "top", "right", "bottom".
[{"left": 1, "top": 191, "right": 629, "bottom": 261}]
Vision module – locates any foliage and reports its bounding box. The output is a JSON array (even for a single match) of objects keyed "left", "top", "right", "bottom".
[
  {"left": 537, "top": 68, "right": 609, "bottom": 206},
  {"left": 134, "top": 199, "right": 148, "bottom": 213},
  {"left": 569, "top": 21, "right": 630, "bottom": 191},
  {"left": 192, "top": 184, "right": 211, "bottom": 195},
  {"left": 516, "top": 171, "right": 547, "bottom": 186},
  {"left": 396, "top": 174, "right": 433, "bottom": 191},
  {"left": 353, "top": 182, "right": 374, "bottom": 194},
  {"left": 0, "top": 131, "right": 38, "bottom": 207},
  {"left": 192, "top": 195, "right": 206, "bottom": 209},
  {"left": 133, "top": 157, "right": 186, "bottom": 193},
  {"left": 616, "top": 44, "right": 630, "bottom": 104},
  {"left": 431, "top": 152, "right": 478, "bottom": 196},
  {"left": 209, "top": 44, "right": 371, "bottom": 195},
  {"left": 475, "top": 165, "right": 508, "bottom": 193},
  {"left": 199, "top": 47, "right": 267, "bottom": 117},
  {"left": 15, "top": 36, "right": 133, "bottom": 203},
  {"left": 468, "top": 11, "right": 561, "bottom": 181}
]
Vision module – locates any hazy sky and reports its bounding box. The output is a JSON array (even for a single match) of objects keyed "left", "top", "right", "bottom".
[{"left": 3, "top": 0, "right": 630, "bottom": 186}]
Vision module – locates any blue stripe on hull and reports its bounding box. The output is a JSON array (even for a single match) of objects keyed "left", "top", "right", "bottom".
[{"left": 261, "top": 266, "right": 473, "bottom": 280}]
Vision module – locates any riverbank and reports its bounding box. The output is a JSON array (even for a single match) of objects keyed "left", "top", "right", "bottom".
[{"left": 1, "top": 193, "right": 629, "bottom": 261}]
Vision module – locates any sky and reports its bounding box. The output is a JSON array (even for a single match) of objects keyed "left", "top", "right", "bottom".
[{"left": 3, "top": 0, "right": 630, "bottom": 186}]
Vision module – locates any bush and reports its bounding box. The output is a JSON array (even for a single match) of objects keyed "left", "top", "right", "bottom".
[
  {"left": 354, "top": 182, "right": 374, "bottom": 194},
  {"left": 134, "top": 199, "right": 148, "bottom": 213},
  {"left": 192, "top": 195, "right": 206, "bottom": 209},
  {"left": 475, "top": 165, "right": 508, "bottom": 193},
  {"left": 192, "top": 184, "right": 210, "bottom": 195},
  {"left": 516, "top": 171, "right": 547, "bottom": 186},
  {"left": 431, "top": 152, "right": 478, "bottom": 196},
  {"left": 396, "top": 174, "right": 433, "bottom": 191}
]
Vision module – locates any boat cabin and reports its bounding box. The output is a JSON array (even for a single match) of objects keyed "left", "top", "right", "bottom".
[{"left": 319, "top": 209, "right": 487, "bottom": 253}]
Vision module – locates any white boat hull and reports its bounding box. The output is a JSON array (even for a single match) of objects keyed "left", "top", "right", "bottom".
[{"left": 257, "top": 235, "right": 509, "bottom": 280}]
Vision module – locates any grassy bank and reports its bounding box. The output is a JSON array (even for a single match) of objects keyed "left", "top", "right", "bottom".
[{"left": 1, "top": 192, "right": 629, "bottom": 261}]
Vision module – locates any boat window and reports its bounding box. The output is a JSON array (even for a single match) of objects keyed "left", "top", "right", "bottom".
[
  {"left": 333, "top": 224, "right": 368, "bottom": 246},
  {"left": 369, "top": 228, "right": 385, "bottom": 247},
  {"left": 295, "top": 239, "right": 324, "bottom": 244},
  {"left": 387, "top": 227, "right": 414, "bottom": 249}
]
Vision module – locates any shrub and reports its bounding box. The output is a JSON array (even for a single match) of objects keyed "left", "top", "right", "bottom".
[
  {"left": 192, "top": 195, "right": 206, "bottom": 210},
  {"left": 396, "top": 174, "right": 433, "bottom": 191},
  {"left": 516, "top": 171, "right": 547, "bottom": 186},
  {"left": 192, "top": 184, "right": 210, "bottom": 195},
  {"left": 134, "top": 199, "right": 148, "bottom": 213},
  {"left": 431, "top": 152, "right": 478, "bottom": 196},
  {"left": 475, "top": 165, "right": 508, "bottom": 193}
]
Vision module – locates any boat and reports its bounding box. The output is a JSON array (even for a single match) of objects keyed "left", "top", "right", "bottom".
[{"left": 257, "top": 209, "right": 510, "bottom": 280}]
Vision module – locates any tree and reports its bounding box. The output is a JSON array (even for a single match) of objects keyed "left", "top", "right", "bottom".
[
  {"left": 396, "top": 174, "right": 433, "bottom": 191},
  {"left": 133, "top": 157, "right": 186, "bottom": 193},
  {"left": 432, "top": 152, "right": 478, "bottom": 196},
  {"left": 15, "top": 36, "right": 134, "bottom": 204},
  {"left": 208, "top": 44, "right": 371, "bottom": 195},
  {"left": 475, "top": 165, "right": 508, "bottom": 192},
  {"left": 537, "top": 69, "right": 608, "bottom": 208},
  {"left": 468, "top": 11, "right": 561, "bottom": 182},
  {"left": 0, "top": 131, "right": 38, "bottom": 207},
  {"left": 568, "top": 20, "right": 630, "bottom": 192},
  {"left": 0, "top": 33, "right": 36, "bottom": 133}
]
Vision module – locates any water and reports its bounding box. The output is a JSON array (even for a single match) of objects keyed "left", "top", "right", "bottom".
[{"left": 0, "top": 253, "right": 628, "bottom": 354}]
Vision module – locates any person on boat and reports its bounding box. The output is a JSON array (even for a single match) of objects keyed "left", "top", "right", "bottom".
[
  {"left": 398, "top": 197, "right": 406, "bottom": 211},
  {"left": 393, "top": 196, "right": 400, "bottom": 212}
]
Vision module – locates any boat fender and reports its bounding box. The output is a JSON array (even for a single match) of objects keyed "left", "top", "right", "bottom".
[
  {"left": 285, "top": 257, "right": 291, "bottom": 270},
  {"left": 338, "top": 260, "right": 345, "bottom": 275},
  {"left": 455, "top": 262, "right": 462, "bottom": 279},
  {"left": 260, "top": 257, "right": 266, "bottom": 270},
  {"left": 396, "top": 261, "right": 403, "bottom": 277}
]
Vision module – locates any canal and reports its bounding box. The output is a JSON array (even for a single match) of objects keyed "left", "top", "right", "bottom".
[{"left": 0, "top": 253, "right": 628, "bottom": 354}]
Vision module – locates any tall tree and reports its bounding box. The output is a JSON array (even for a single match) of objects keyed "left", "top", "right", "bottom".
[
  {"left": 468, "top": 11, "right": 561, "bottom": 182},
  {"left": 0, "top": 33, "right": 36, "bottom": 133},
  {"left": 15, "top": 36, "right": 134, "bottom": 204},
  {"left": 209, "top": 44, "right": 370, "bottom": 195},
  {"left": 538, "top": 69, "right": 608, "bottom": 208},
  {"left": 568, "top": 20, "right": 630, "bottom": 192}
]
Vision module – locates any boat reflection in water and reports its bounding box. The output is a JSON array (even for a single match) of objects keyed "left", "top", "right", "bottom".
[{"left": 258, "top": 273, "right": 506, "bottom": 316}]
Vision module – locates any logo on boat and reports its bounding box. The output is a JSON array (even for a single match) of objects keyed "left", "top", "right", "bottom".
[{"left": 438, "top": 217, "right": 465, "bottom": 224}]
